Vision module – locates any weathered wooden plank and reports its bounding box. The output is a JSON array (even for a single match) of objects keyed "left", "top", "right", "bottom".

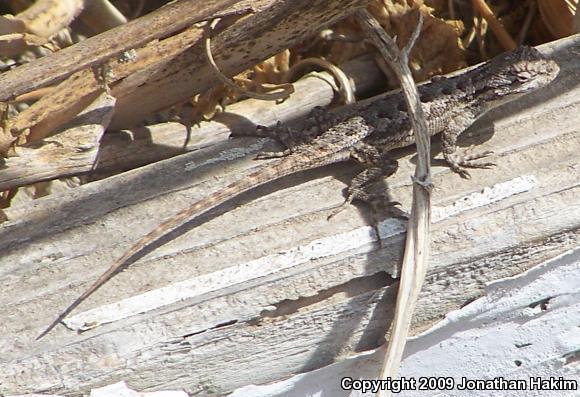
[
  {"left": 0, "top": 93, "right": 114, "bottom": 190},
  {"left": 0, "top": 0, "right": 240, "bottom": 101},
  {"left": 231, "top": 247, "right": 580, "bottom": 397},
  {"left": 0, "top": 36, "right": 579, "bottom": 395},
  {"left": 0, "top": 55, "right": 385, "bottom": 189}
]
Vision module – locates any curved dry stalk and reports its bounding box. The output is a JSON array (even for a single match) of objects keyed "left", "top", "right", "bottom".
[
  {"left": 285, "top": 57, "right": 355, "bottom": 104},
  {"left": 204, "top": 16, "right": 295, "bottom": 102},
  {"left": 356, "top": 9, "right": 431, "bottom": 397}
]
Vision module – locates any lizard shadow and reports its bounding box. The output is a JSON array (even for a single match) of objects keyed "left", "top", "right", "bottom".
[
  {"left": 290, "top": 168, "right": 401, "bottom": 385},
  {"left": 128, "top": 159, "right": 365, "bottom": 266}
]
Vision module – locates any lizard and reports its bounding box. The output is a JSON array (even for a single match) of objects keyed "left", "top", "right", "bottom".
[{"left": 37, "top": 46, "right": 559, "bottom": 339}]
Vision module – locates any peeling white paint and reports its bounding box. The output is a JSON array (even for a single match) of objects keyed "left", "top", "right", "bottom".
[
  {"left": 433, "top": 175, "right": 537, "bottom": 222},
  {"left": 87, "top": 381, "right": 187, "bottom": 397},
  {"left": 8, "top": 381, "right": 188, "bottom": 397},
  {"left": 229, "top": 247, "right": 580, "bottom": 397}
]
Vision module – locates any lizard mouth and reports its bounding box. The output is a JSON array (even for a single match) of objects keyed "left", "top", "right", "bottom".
[{"left": 518, "top": 58, "right": 560, "bottom": 88}]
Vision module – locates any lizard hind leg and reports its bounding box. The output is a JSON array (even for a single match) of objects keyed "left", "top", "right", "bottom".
[
  {"left": 251, "top": 107, "right": 336, "bottom": 159},
  {"left": 252, "top": 121, "right": 321, "bottom": 159},
  {"left": 328, "top": 142, "right": 400, "bottom": 219},
  {"left": 247, "top": 122, "right": 294, "bottom": 159},
  {"left": 229, "top": 121, "right": 301, "bottom": 159}
]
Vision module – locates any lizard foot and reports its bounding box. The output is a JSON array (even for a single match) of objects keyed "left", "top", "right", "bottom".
[
  {"left": 327, "top": 195, "right": 403, "bottom": 221},
  {"left": 367, "top": 197, "right": 405, "bottom": 220},
  {"left": 327, "top": 198, "right": 352, "bottom": 220},
  {"left": 445, "top": 150, "right": 495, "bottom": 179}
]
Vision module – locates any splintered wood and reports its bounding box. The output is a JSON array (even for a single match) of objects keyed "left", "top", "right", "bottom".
[{"left": 0, "top": 0, "right": 371, "bottom": 196}]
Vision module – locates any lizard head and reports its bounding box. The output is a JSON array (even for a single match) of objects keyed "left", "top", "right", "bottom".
[{"left": 480, "top": 46, "right": 559, "bottom": 104}]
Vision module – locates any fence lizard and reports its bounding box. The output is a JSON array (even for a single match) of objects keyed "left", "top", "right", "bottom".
[{"left": 38, "top": 46, "right": 559, "bottom": 339}]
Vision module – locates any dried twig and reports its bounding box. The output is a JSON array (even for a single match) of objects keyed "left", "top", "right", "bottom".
[
  {"left": 0, "top": 0, "right": 371, "bottom": 134},
  {"left": 285, "top": 58, "right": 355, "bottom": 104},
  {"left": 472, "top": 0, "right": 517, "bottom": 50},
  {"left": 80, "top": 0, "right": 128, "bottom": 34},
  {"left": 3, "top": 7, "right": 253, "bottom": 149},
  {"left": 0, "top": 0, "right": 84, "bottom": 57},
  {"left": 0, "top": 0, "right": 242, "bottom": 101},
  {"left": 356, "top": 9, "right": 431, "bottom": 397},
  {"left": 204, "top": 16, "right": 294, "bottom": 102}
]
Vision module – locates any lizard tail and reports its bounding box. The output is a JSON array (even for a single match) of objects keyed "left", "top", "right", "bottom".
[{"left": 38, "top": 153, "right": 338, "bottom": 339}]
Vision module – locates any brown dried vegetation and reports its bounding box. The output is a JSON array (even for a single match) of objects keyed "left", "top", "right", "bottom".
[{"left": 0, "top": 0, "right": 572, "bottom": 211}]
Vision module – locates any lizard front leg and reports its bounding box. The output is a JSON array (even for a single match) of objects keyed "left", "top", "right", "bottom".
[
  {"left": 233, "top": 107, "right": 329, "bottom": 159},
  {"left": 441, "top": 112, "right": 495, "bottom": 178}
]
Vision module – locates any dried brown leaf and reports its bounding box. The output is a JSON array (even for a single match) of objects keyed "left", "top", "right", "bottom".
[{"left": 0, "top": 126, "right": 16, "bottom": 158}]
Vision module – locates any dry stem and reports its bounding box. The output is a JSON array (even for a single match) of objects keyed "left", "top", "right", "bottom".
[
  {"left": 472, "top": 0, "right": 517, "bottom": 50},
  {"left": 356, "top": 9, "right": 432, "bottom": 397}
]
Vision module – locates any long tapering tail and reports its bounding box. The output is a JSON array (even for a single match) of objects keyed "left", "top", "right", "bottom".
[{"left": 37, "top": 151, "right": 347, "bottom": 339}]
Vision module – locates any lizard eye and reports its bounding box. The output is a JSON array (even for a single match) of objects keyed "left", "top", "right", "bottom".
[{"left": 515, "top": 71, "right": 532, "bottom": 82}]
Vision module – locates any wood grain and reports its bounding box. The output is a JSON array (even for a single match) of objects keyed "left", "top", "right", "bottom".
[
  {"left": 0, "top": 36, "right": 578, "bottom": 395},
  {"left": 0, "top": 55, "right": 385, "bottom": 189}
]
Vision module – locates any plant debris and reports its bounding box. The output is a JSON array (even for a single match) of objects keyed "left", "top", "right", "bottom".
[{"left": 0, "top": 0, "right": 569, "bottom": 210}]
